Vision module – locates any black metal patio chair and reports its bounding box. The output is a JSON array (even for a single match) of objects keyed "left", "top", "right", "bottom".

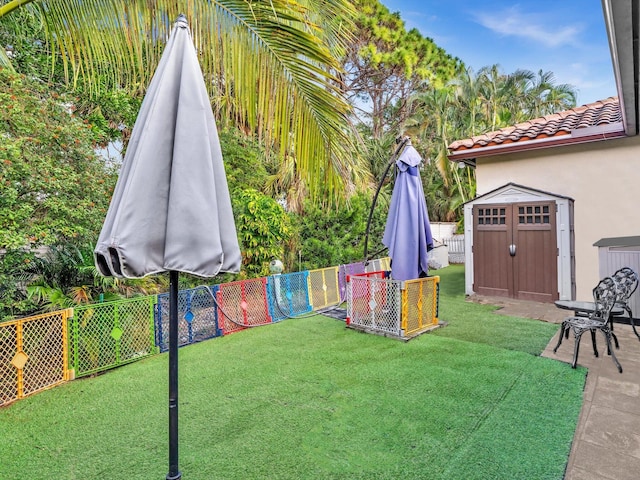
[
  {"left": 553, "top": 276, "right": 622, "bottom": 373},
  {"left": 611, "top": 267, "right": 640, "bottom": 340}
]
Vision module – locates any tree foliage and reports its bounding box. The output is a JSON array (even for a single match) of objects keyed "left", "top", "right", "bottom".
[
  {"left": 232, "top": 188, "right": 291, "bottom": 278},
  {"left": 219, "top": 129, "right": 272, "bottom": 194},
  {"left": 342, "top": 0, "right": 462, "bottom": 138},
  {"left": 0, "top": 249, "right": 39, "bottom": 319},
  {"left": 0, "top": 0, "right": 362, "bottom": 204},
  {"left": 292, "top": 192, "right": 387, "bottom": 270},
  {"left": 0, "top": 68, "right": 116, "bottom": 249}
]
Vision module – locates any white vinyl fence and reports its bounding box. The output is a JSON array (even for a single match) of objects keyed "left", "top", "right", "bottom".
[{"left": 443, "top": 235, "right": 465, "bottom": 264}]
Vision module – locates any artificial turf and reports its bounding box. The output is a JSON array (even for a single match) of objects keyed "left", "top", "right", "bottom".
[
  {"left": 0, "top": 266, "right": 585, "bottom": 480},
  {"left": 434, "top": 265, "right": 563, "bottom": 355}
]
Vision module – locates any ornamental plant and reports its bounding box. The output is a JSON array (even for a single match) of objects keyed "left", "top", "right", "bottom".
[{"left": 232, "top": 188, "right": 291, "bottom": 278}]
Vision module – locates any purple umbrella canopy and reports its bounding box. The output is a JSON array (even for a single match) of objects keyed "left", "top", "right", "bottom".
[
  {"left": 94, "top": 15, "right": 241, "bottom": 279},
  {"left": 382, "top": 142, "right": 434, "bottom": 281}
]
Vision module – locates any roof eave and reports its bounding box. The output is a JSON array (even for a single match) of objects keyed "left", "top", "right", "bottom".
[
  {"left": 602, "top": 0, "right": 638, "bottom": 136},
  {"left": 447, "top": 126, "right": 627, "bottom": 163}
]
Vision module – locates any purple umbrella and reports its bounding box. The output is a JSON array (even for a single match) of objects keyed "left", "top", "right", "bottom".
[{"left": 382, "top": 141, "right": 434, "bottom": 281}]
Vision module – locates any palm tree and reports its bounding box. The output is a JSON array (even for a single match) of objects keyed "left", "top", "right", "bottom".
[
  {"left": 526, "top": 69, "right": 577, "bottom": 117},
  {"left": 403, "top": 86, "right": 469, "bottom": 222},
  {"left": 503, "top": 68, "right": 577, "bottom": 121},
  {"left": 0, "top": 0, "right": 361, "bottom": 202}
]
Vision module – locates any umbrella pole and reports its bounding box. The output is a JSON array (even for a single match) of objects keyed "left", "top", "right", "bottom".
[{"left": 167, "top": 270, "right": 182, "bottom": 480}]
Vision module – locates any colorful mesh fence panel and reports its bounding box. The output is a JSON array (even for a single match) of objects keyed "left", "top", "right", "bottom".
[
  {"left": 402, "top": 277, "right": 440, "bottom": 336},
  {"left": 0, "top": 310, "right": 70, "bottom": 406},
  {"left": 72, "top": 297, "right": 156, "bottom": 377},
  {"left": 338, "top": 261, "right": 366, "bottom": 301},
  {"left": 216, "top": 277, "right": 271, "bottom": 335},
  {"left": 347, "top": 272, "right": 402, "bottom": 336},
  {"left": 347, "top": 272, "right": 440, "bottom": 339},
  {"left": 365, "top": 258, "right": 380, "bottom": 272},
  {"left": 380, "top": 257, "right": 391, "bottom": 271},
  {"left": 267, "top": 272, "right": 312, "bottom": 321},
  {"left": 364, "top": 257, "right": 391, "bottom": 273},
  {"left": 307, "top": 266, "right": 341, "bottom": 310},
  {"left": 155, "top": 287, "right": 220, "bottom": 353}
]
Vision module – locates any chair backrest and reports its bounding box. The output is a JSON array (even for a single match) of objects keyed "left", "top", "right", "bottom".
[
  {"left": 612, "top": 267, "right": 639, "bottom": 303},
  {"left": 592, "top": 276, "right": 618, "bottom": 321}
]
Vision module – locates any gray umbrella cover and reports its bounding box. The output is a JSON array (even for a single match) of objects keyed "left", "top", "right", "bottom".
[{"left": 95, "top": 15, "right": 241, "bottom": 279}]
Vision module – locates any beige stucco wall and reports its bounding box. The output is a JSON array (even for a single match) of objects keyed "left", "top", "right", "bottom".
[{"left": 475, "top": 134, "right": 640, "bottom": 300}]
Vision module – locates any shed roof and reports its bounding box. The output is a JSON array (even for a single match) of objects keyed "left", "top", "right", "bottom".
[
  {"left": 464, "top": 182, "right": 574, "bottom": 206},
  {"left": 593, "top": 236, "right": 640, "bottom": 248},
  {"left": 448, "top": 97, "right": 625, "bottom": 162}
]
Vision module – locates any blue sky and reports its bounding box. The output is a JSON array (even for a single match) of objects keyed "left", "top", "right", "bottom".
[{"left": 380, "top": 0, "right": 616, "bottom": 106}]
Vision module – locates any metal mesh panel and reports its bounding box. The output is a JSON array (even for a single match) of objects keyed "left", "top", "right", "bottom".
[
  {"left": 73, "top": 297, "right": 155, "bottom": 377},
  {"left": 216, "top": 278, "right": 271, "bottom": 334},
  {"left": 307, "top": 267, "right": 341, "bottom": 309},
  {"left": 156, "top": 286, "right": 220, "bottom": 353},
  {"left": 365, "top": 258, "right": 391, "bottom": 272},
  {"left": 1, "top": 311, "right": 69, "bottom": 406},
  {"left": 402, "top": 276, "right": 440, "bottom": 337},
  {"left": 22, "top": 312, "right": 67, "bottom": 396},
  {"left": 347, "top": 275, "right": 402, "bottom": 335},
  {"left": 267, "top": 272, "right": 312, "bottom": 321},
  {"left": 338, "top": 261, "right": 366, "bottom": 301},
  {"left": 356, "top": 271, "right": 388, "bottom": 280},
  {"left": 380, "top": 257, "right": 391, "bottom": 271},
  {"left": 365, "top": 259, "right": 381, "bottom": 273}
]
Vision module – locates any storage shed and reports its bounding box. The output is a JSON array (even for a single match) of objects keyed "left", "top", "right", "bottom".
[
  {"left": 463, "top": 183, "right": 575, "bottom": 303},
  {"left": 595, "top": 236, "right": 640, "bottom": 318}
]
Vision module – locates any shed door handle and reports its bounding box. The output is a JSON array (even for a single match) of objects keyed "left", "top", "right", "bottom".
[{"left": 509, "top": 244, "right": 516, "bottom": 256}]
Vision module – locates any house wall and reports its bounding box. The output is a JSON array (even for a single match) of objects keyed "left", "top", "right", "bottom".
[{"left": 474, "top": 134, "right": 640, "bottom": 300}]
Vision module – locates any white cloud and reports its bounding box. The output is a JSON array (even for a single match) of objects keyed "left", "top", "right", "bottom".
[{"left": 474, "top": 6, "right": 583, "bottom": 47}]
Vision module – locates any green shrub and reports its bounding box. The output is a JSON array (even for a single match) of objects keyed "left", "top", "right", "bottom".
[
  {"left": 291, "top": 192, "right": 388, "bottom": 270},
  {"left": 233, "top": 189, "right": 291, "bottom": 278}
]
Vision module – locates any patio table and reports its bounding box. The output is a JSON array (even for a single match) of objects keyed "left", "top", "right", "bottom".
[{"left": 555, "top": 300, "right": 624, "bottom": 317}]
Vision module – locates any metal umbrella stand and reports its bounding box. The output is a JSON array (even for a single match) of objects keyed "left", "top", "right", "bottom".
[{"left": 94, "top": 15, "right": 241, "bottom": 479}]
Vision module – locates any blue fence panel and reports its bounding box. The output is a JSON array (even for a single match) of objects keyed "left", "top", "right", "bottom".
[
  {"left": 155, "top": 285, "right": 220, "bottom": 352},
  {"left": 267, "top": 271, "right": 312, "bottom": 321}
]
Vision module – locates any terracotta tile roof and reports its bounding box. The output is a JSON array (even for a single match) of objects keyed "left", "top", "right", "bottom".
[{"left": 448, "top": 97, "right": 623, "bottom": 156}]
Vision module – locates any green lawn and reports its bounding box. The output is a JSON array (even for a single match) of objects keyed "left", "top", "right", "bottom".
[
  {"left": 0, "top": 265, "right": 585, "bottom": 480},
  {"left": 434, "top": 265, "right": 562, "bottom": 355}
]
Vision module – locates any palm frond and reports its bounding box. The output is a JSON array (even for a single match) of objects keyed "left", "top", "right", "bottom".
[{"left": 1, "top": 0, "right": 359, "bottom": 201}]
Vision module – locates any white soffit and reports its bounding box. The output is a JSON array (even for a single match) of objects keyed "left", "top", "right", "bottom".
[{"left": 602, "top": 0, "right": 637, "bottom": 136}]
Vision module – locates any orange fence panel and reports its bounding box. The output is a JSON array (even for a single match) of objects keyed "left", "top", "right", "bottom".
[{"left": 0, "top": 310, "right": 70, "bottom": 406}]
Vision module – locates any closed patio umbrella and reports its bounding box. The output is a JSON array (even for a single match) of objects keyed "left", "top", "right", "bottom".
[
  {"left": 94, "top": 14, "right": 241, "bottom": 480},
  {"left": 382, "top": 139, "right": 434, "bottom": 281}
]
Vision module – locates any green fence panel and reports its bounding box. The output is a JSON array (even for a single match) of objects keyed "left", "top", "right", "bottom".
[{"left": 71, "top": 296, "right": 156, "bottom": 377}]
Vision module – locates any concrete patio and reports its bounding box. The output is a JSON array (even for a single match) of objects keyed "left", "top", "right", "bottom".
[{"left": 471, "top": 295, "right": 640, "bottom": 480}]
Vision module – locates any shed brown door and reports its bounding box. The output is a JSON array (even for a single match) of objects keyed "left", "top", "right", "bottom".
[
  {"left": 472, "top": 204, "right": 512, "bottom": 297},
  {"left": 473, "top": 202, "right": 558, "bottom": 302}
]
